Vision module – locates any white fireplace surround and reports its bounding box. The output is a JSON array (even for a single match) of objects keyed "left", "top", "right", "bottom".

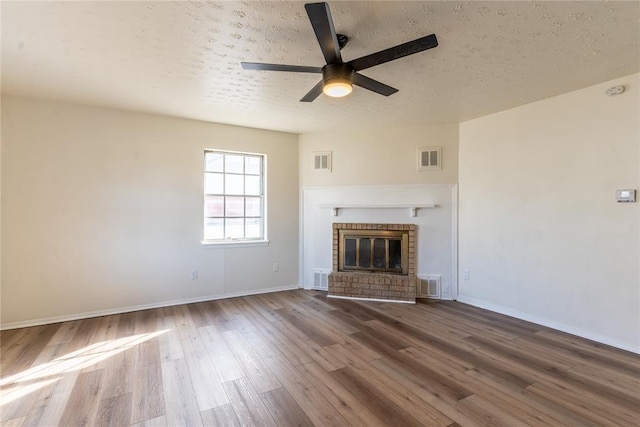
[{"left": 300, "top": 184, "right": 458, "bottom": 300}]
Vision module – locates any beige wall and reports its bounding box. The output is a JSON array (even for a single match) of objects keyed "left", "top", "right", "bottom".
[
  {"left": 299, "top": 124, "right": 459, "bottom": 187},
  {"left": 459, "top": 73, "right": 640, "bottom": 352},
  {"left": 1, "top": 96, "right": 299, "bottom": 326}
]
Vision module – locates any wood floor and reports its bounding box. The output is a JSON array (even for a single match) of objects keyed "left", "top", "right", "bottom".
[{"left": 1, "top": 290, "right": 639, "bottom": 426}]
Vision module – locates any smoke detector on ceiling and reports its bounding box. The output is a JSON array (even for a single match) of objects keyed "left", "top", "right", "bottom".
[{"left": 605, "top": 85, "right": 625, "bottom": 97}]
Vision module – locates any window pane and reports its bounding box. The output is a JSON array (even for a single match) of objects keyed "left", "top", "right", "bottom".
[
  {"left": 225, "top": 174, "right": 243, "bottom": 195},
  {"left": 225, "top": 218, "right": 244, "bottom": 239},
  {"left": 245, "top": 218, "right": 261, "bottom": 238},
  {"left": 204, "top": 218, "right": 224, "bottom": 240},
  {"left": 245, "top": 156, "right": 261, "bottom": 175},
  {"left": 205, "top": 173, "right": 223, "bottom": 194},
  {"left": 205, "top": 152, "right": 223, "bottom": 172},
  {"left": 225, "top": 196, "right": 244, "bottom": 217},
  {"left": 205, "top": 196, "right": 224, "bottom": 217},
  {"left": 245, "top": 197, "right": 261, "bottom": 217},
  {"left": 225, "top": 155, "right": 244, "bottom": 174},
  {"left": 245, "top": 175, "right": 260, "bottom": 196}
]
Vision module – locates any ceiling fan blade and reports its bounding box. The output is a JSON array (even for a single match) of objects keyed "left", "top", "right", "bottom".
[
  {"left": 352, "top": 73, "right": 398, "bottom": 96},
  {"left": 348, "top": 34, "right": 438, "bottom": 72},
  {"left": 304, "top": 2, "right": 342, "bottom": 64},
  {"left": 300, "top": 80, "right": 325, "bottom": 102},
  {"left": 241, "top": 62, "right": 322, "bottom": 73}
]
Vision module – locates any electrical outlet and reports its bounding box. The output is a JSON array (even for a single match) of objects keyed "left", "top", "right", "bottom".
[
  {"left": 272, "top": 263, "right": 279, "bottom": 272},
  {"left": 443, "top": 284, "right": 450, "bottom": 294},
  {"left": 463, "top": 270, "right": 470, "bottom": 280},
  {"left": 190, "top": 270, "right": 198, "bottom": 280}
]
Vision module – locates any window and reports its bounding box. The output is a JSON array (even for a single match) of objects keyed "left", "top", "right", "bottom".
[{"left": 203, "top": 150, "right": 266, "bottom": 243}]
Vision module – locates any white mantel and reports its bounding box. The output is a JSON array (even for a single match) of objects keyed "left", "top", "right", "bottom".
[{"left": 319, "top": 203, "right": 436, "bottom": 217}]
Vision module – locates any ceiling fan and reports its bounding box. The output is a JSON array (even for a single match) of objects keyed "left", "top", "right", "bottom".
[{"left": 241, "top": 2, "right": 438, "bottom": 102}]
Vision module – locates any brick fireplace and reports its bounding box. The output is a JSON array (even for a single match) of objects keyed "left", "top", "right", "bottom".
[{"left": 328, "top": 223, "right": 417, "bottom": 303}]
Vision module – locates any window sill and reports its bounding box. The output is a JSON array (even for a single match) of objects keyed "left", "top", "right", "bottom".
[{"left": 201, "top": 239, "right": 270, "bottom": 248}]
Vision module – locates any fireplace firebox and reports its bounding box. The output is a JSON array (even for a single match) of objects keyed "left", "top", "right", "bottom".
[
  {"left": 329, "top": 223, "right": 416, "bottom": 303},
  {"left": 339, "top": 229, "right": 409, "bottom": 274}
]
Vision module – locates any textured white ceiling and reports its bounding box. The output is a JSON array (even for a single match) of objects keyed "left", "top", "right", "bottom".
[{"left": 2, "top": 1, "right": 639, "bottom": 134}]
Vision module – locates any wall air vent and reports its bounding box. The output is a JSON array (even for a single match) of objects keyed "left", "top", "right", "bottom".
[
  {"left": 313, "top": 151, "right": 332, "bottom": 172},
  {"left": 417, "top": 275, "right": 441, "bottom": 299},
  {"left": 418, "top": 146, "right": 442, "bottom": 171},
  {"left": 312, "top": 269, "right": 330, "bottom": 290}
]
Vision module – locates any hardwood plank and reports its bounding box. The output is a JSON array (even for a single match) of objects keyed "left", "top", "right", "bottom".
[
  {"left": 2, "top": 417, "right": 25, "bottom": 427},
  {"left": 369, "top": 357, "right": 495, "bottom": 426},
  {"left": 200, "top": 403, "right": 241, "bottom": 426},
  {"left": 263, "top": 355, "right": 350, "bottom": 426},
  {"left": 221, "top": 329, "right": 281, "bottom": 393},
  {"left": 329, "top": 367, "right": 423, "bottom": 426},
  {"left": 295, "top": 361, "right": 387, "bottom": 427},
  {"left": 96, "top": 392, "right": 133, "bottom": 427},
  {"left": 260, "top": 386, "right": 314, "bottom": 427},
  {"left": 222, "top": 376, "right": 277, "bottom": 427},
  {"left": 0, "top": 323, "right": 61, "bottom": 376},
  {"left": 20, "top": 366, "right": 81, "bottom": 426},
  {"left": 464, "top": 366, "right": 595, "bottom": 427},
  {"left": 131, "top": 340, "right": 165, "bottom": 424},
  {"left": 243, "top": 316, "right": 314, "bottom": 366},
  {"left": 99, "top": 347, "right": 135, "bottom": 400},
  {"left": 525, "top": 381, "right": 633, "bottom": 426},
  {"left": 458, "top": 394, "right": 529, "bottom": 427},
  {"left": 58, "top": 368, "right": 104, "bottom": 426},
  {"left": 47, "top": 319, "right": 82, "bottom": 345},
  {"left": 348, "top": 331, "right": 474, "bottom": 401},
  {"left": 465, "top": 334, "right": 640, "bottom": 412},
  {"left": 198, "top": 325, "right": 245, "bottom": 383},
  {"left": 326, "top": 344, "right": 454, "bottom": 426},
  {"left": 131, "top": 415, "right": 167, "bottom": 427},
  {"left": 156, "top": 311, "right": 184, "bottom": 362},
  {"left": 275, "top": 307, "right": 338, "bottom": 348},
  {"left": 271, "top": 318, "right": 344, "bottom": 372},
  {"left": 161, "top": 358, "right": 202, "bottom": 426}
]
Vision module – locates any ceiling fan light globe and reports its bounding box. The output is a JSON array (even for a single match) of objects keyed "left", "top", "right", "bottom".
[{"left": 323, "top": 80, "right": 353, "bottom": 98}]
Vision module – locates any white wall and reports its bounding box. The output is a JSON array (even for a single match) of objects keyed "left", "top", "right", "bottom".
[
  {"left": 458, "top": 74, "right": 640, "bottom": 352},
  {"left": 299, "top": 124, "right": 459, "bottom": 298},
  {"left": 1, "top": 96, "right": 299, "bottom": 327},
  {"left": 299, "top": 124, "right": 458, "bottom": 187}
]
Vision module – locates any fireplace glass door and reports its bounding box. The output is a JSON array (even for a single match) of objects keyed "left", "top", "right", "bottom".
[{"left": 339, "top": 230, "right": 409, "bottom": 274}]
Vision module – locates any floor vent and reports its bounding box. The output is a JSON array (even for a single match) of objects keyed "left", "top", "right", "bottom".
[
  {"left": 417, "top": 275, "right": 441, "bottom": 299},
  {"left": 312, "top": 269, "right": 330, "bottom": 290}
]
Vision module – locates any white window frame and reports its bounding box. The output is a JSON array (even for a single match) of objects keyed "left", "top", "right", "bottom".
[{"left": 202, "top": 150, "right": 268, "bottom": 247}]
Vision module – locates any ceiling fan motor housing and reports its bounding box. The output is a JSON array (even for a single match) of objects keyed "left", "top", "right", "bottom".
[{"left": 323, "top": 63, "right": 353, "bottom": 85}]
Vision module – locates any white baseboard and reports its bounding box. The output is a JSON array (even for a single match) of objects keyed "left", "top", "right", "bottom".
[
  {"left": 0, "top": 285, "right": 300, "bottom": 331},
  {"left": 327, "top": 294, "right": 416, "bottom": 304},
  {"left": 456, "top": 295, "right": 639, "bottom": 354}
]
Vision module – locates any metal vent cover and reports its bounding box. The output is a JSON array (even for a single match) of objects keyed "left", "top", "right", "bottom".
[
  {"left": 417, "top": 275, "right": 441, "bottom": 299},
  {"left": 313, "top": 151, "right": 332, "bottom": 172},
  {"left": 312, "top": 269, "right": 329, "bottom": 290},
  {"left": 418, "top": 146, "right": 442, "bottom": 171}
]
